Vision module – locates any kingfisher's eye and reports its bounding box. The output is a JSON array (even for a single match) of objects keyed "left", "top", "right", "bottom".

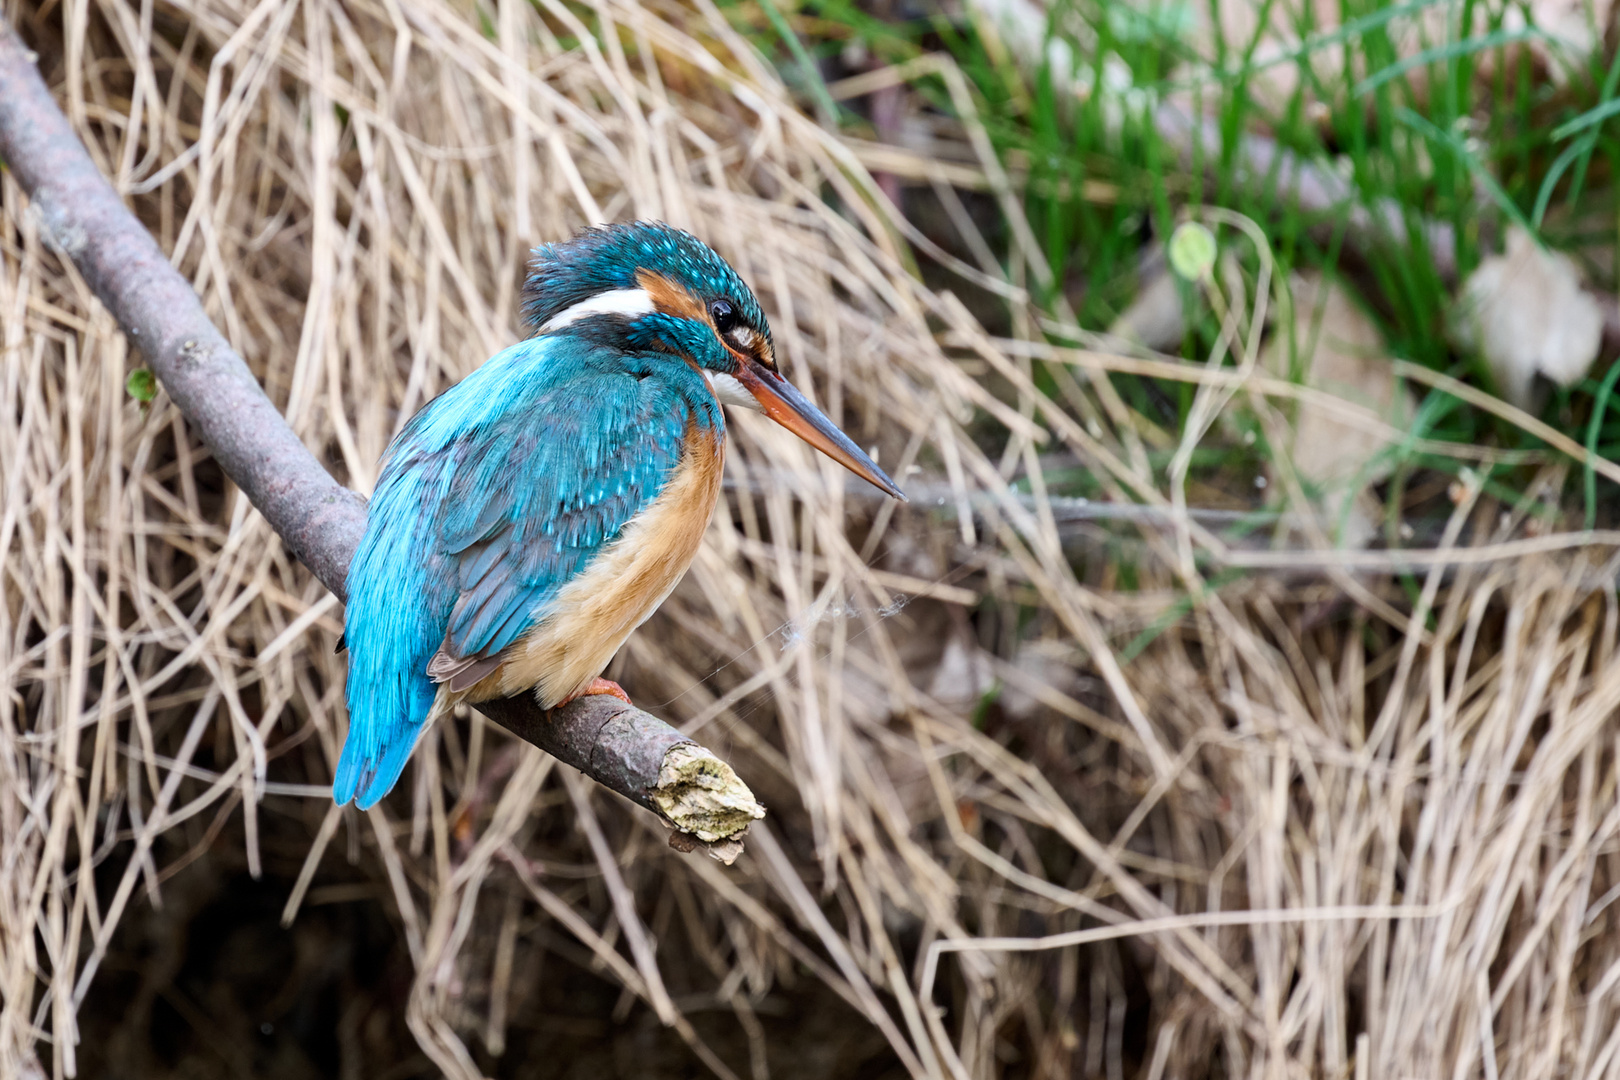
[{"left": 709, "top": 299, "right": 738, "bottom": 334}]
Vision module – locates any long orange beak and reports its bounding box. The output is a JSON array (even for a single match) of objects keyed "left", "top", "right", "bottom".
[{"left": 735, "top": 361, "right": 906, "bottom": 501}]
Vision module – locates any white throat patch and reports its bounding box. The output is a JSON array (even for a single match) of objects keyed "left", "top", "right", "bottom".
[
  {"left": 539, "top": 288, "right": 656, "bottom": 334},
  {"left": 707, "top": 371, "right": 762, "bottom": 411}
]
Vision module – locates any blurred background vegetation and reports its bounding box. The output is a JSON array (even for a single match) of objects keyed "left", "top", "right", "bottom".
[{"left": 740, "top": 0, "right": 1620, "bottom": 533}]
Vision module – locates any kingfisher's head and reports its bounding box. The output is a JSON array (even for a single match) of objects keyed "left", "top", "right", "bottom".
[{"left": 522, "top": 221, "right": 904, "bottom": 501}]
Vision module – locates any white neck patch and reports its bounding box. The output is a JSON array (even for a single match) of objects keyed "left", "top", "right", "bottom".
[{"left": 539, "top": 288, "right": 656, "bottom": 334}]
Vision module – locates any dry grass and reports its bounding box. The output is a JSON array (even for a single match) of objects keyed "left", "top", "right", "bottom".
[{"left": 5, "top": 0, "right": 1620, "bottom": 1077}]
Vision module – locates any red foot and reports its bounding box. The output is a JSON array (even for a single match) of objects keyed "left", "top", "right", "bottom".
[{"left": 556, "top": 677, "right": 632, "bottom": 709}]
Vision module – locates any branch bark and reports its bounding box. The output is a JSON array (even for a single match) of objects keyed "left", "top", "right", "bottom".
[{"left": 0, "top": 19, "right": 763, "bottom": 859}]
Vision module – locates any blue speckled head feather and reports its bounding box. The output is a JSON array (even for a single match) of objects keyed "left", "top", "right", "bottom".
[{"left": 523, "top": 221, "right": 771, "bottom": 355}]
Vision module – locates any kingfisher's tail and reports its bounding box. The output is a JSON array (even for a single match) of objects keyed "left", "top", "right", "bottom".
[
  {"left": 333, "top": 688, "right": 435, "bottom": 809},
  {"left": 335, "top": 632, "right": 441, "bottom": 808},
  {"left": 335, "top": 511, "right": 445, "bottom": 809}
]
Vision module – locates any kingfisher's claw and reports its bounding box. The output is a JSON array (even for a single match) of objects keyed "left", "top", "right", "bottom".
[{"left": 556, "top": 677, "right": 633, "bottom": 709}]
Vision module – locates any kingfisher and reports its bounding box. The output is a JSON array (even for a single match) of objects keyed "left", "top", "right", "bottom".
[{"left": 334, "top": 221, "right": 904, "bottom": 809}]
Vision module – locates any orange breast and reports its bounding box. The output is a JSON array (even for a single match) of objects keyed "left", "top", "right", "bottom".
[{"left": 465, "top": 421, "right": 725, "bottom": 708}]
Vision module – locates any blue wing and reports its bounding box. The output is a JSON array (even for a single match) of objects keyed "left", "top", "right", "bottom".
[{"left": 334, "top": 337, "right": 703, "bottom": 809}]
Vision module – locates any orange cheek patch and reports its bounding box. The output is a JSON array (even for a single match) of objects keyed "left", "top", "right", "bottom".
[{"left": 637, "top": 269, "right": 707, "bottom": 323}]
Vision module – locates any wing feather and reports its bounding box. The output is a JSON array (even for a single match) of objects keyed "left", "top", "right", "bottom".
[{"left": 432, "top": 365, "right": 691, "bottom": 674}]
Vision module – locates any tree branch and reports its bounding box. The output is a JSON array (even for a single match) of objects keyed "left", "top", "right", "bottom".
[{"left": 0, "top": 18, "right": 763, "bottom": 860}]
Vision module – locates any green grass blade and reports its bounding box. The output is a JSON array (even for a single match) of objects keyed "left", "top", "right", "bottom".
[
  {"left": 1584, "top": 357, "right": 1620, "bottom": 528},
  {"left": 758, "top": 0, "right": 840, "bottom": 126},
  {"left": 1395, "top": 107, "right": 1535, "bottom": 238},
  {"left": 1552, "top": 95, "right": 1620, "bottom": 140},
  {"left": 1532, "top": 137, "right": 1593, "bottom": 228},
  {"left": 1171, "top": 0, "right": 1449, "bottom": 91},
  {"left": 1353, "top": 28, "right": 1543, "bottom": 98}
]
